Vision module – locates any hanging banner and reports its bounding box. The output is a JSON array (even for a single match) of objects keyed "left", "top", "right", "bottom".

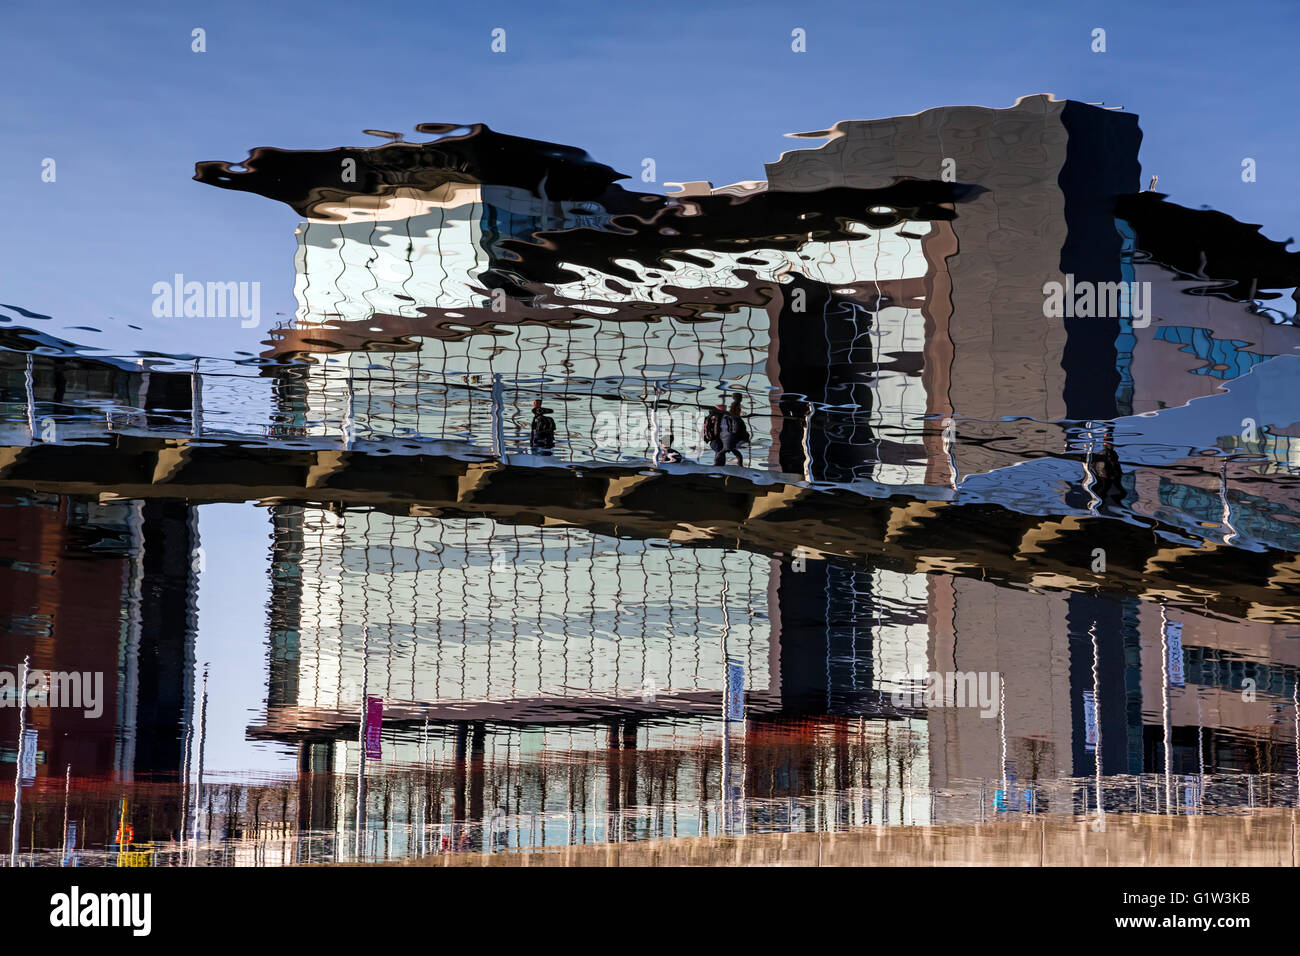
[
  {"left": 365, "top": 695, "right": 383, "bottom": 759},
  {"left": 1082, "top": 690, "right": 1098, "bottom": 752},
  {"left": 1166, "top": 620, "right": 1185, "bottom": 688},
  {"left": 725, "top": 661, "right": 745, "bottom": 721},
  {"left": 19, "top": 727, "right": 37, "bottom": 784}
]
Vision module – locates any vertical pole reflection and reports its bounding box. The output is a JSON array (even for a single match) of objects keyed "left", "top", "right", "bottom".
[
  {"left": 1090, "top": 622, "right": 1103, "bottom": 824},
  {"left": 354, "top": 630, "right": 369, "bottom": 860},
  {"left": 1195, "top": 692, "right": 1204, "bottom": 814},
  {"left": 605, "top": 720, "right": 620, "bottom": 844},
  {"left": 453, "top": 722, "right": 467, "bottom": 843},
  {"left": 9, "top": 656, "right": 29, "bottom": 866},
  {"left": 1082, "top": 421, "right": 1100, "bottom": 516},
  {"left": 191, "top": 665, "right": 207, "bottom": 865},
  {"left": 24, "top": 353, "right": 36, "bottom": 438},
  {"left": 421, "top": 716, "right": 429, "bottom": 856},
  {"left": 191, "top": 358, "right": 203, "bottom": 439},
  {"left": 649, "top": 384, "right": 661, "bottom": 465},
  {"left": 1160, "top": 605, "right": 1172, "bottom": 814},
  {"left": 1219, "top": 461, "right": 1237, "bottom": 546},
  {"left": 180, "top": 720, "right": 192, "bottom": 848},
  {"left": 720, "top": 581, "right": 731, "bottom": 835},
  {"left": 469, "top": 722, "right": 485, "bottom": 851},
  {"left": 999, "top": 677, "right": 1008, "bottom": 804},
  {"left": 1293, "top": 684, "right": 1299, "bottom": 808},
  {"left": 491, "top": 372, "right": 505, "bottom": 460},
  {"left": 60, "top": 764, "right": 71, "bottom": 866}
]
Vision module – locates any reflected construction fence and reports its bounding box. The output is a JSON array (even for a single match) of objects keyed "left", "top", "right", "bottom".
[{"left": 10, "top": 771, "right": 1300, "bottom": 867}]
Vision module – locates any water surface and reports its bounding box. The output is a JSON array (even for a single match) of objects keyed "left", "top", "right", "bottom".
[{"left": 3, "top": 97, "right": 1299, "bottom": 866}]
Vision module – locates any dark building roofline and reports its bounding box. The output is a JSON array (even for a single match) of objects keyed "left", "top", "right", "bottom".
[
  {"left": 1118, "top": 192, "right": 1300, "bottom": 305},
  {"left": 194, "top": 123, "right": 630, "bottom": 217}
]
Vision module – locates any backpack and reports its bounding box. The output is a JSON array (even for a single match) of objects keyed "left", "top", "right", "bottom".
[{"left": 701, "top": 411, "right": 721, "bottom": 444}]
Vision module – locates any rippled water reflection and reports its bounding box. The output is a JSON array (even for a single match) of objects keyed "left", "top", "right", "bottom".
[{"left": 2, "top": 94, "right": 1299, "bottom": 866}]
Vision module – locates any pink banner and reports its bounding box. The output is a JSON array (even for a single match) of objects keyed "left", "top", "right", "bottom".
[{"left": 365, "top": 695, "right": 383, "bottom": 759}]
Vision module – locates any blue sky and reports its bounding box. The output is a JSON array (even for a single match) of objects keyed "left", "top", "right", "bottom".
[
  {"left": 192, "top": 503, "right": 285, "bottom": 772},
  {"left": 2, "top": 0, "right": 1297, "bottom": 363}
]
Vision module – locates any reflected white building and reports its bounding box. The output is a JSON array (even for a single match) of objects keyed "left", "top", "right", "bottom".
[{"left": 279, "top": 177, "right": 952, "bottom": 485}]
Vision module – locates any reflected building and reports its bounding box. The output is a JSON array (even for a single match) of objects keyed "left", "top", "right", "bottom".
[
  {"left": 196, "top": 95, "right": 1167, "bottom": 486},
  {"left": 259, "top": 506, "right": 935, "bottom": 848},
  {"left": 197, "top": 94, "right": 1297, "bottom": 497},
  {"left": 0, "top": 347, "right": 203, "bottom": 444},
  {"left": 0, "top": 94, "right": 1276, "bottom": 862},
  {"left": 0, "top": 492, "right": 200, "bottom": 847},
  {"left": 1, "top": 94, "right": 1298, "bottom": 863},
  {"left": 200, "top": 116, "right": 985, "bottom": 486},
  {"left": 193, "top": 95, "right": 1300, "bottom": 850},
  {"left": 0, "top": 353, "right": 202, "bottom": 851}
]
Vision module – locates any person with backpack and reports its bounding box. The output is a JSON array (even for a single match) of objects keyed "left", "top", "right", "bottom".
[
  {"left": 701, "top": 395, "right": 749, "bottom": 466},
  {"left": 530, "top": 399, "right": 557, "bottom": 455},
  {"left": 725, "top": 394, "right": 750, "bottom": 463}
]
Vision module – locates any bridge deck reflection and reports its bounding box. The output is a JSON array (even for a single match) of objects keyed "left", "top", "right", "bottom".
[{"left": 2, "top": 434, "right": 1296, "bottom": 623}]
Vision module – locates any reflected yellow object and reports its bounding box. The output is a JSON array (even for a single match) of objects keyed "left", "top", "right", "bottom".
[{"left": 117, "top": 843, "right": 154, "bottom": 868}]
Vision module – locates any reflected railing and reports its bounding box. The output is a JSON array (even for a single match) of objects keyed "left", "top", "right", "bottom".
[{"left": 11, "top": 771, "right": 1300, "bottom": 867}]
